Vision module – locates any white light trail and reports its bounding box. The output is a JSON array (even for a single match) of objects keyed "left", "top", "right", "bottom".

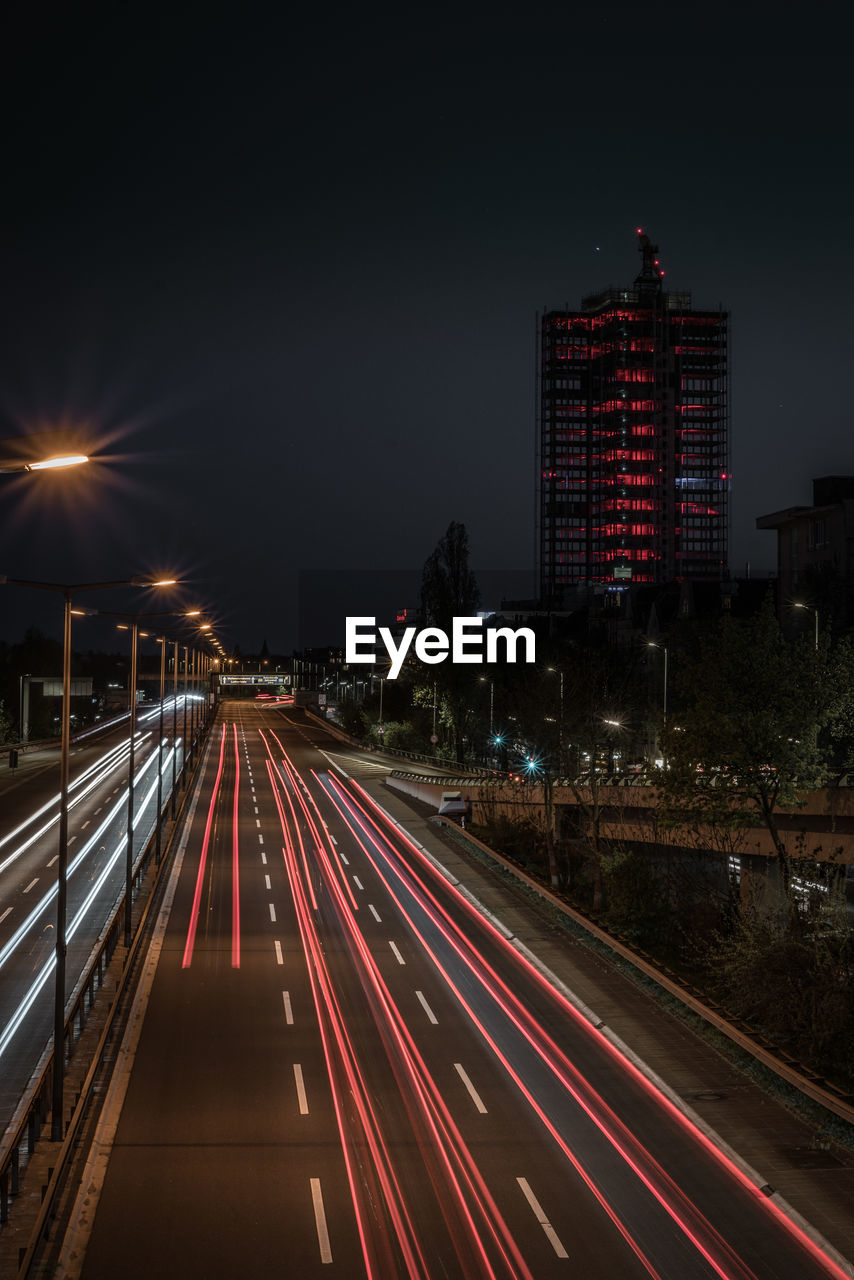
[
  {"left": 0, "top": 733, "right": 151, "bottom": 876},
  {"left": 0, "top": 745, "right": 181, "bottom": 1061},
  {"left": 0, "top": 738, "right": 181, "bottom": 1060},
  {"left": 0, "top": 746, "right": 160, "bottom": 972}
]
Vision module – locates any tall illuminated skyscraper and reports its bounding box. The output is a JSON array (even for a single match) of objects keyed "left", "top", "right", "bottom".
[{"left": 538, "top": 232, "right": 729, "bottom": 604}]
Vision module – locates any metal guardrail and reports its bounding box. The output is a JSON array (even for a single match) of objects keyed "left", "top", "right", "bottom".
[
  {"left": 436, "top": 818, "right": 854, "bottom": 1127},
  {"left": 0, "top": 736, "right": 60, "bottom": 760},
  {"left": 0, "top": 712, "right": 213, "bottom": 1256},
  {"left": 0, "top": 713, "right": 133, "bottom": 762}
]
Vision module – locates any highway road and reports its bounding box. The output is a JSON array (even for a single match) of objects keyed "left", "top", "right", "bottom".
[
  {"left": 60, "top": 700, "right": 849, "bottom": 1280},
  {"left": 0, "top": 697, "right": 203, "bottom": 1130}
]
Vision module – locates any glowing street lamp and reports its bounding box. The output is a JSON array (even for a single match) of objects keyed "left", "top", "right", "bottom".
[
  {"left": 25, "top": 454, "right": 89, "bottom": 471},
  {"left": 0, "top": 430, "right": 90, "bottom": 474}
]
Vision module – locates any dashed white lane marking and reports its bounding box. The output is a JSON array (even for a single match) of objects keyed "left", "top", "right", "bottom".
[
  {"left": 0, "top": 907, "right": 12, "bottom": 925},
  {"left": 256, "top": 818, "right": 261, "bottom": 828},
  {"left": 254, "top": 805, "right": 259, "bottom": 814},
  {"left": 353, "top": 875, "right": 364, "bottom": 891},
  {"left": 282, "top": 991, "right": 293, "bottom": 1024},
  {"left": 94, "top": 806, "right": 103, "bottom": 815},
  {"left": 368, "top": 904, "right": 382, "bottom": 923},
  {"left": 310, "top": 1178, "right": 333, "bottom": 1264},
  {"left": 517, "top": 1177, "right": 569, "bottom": 1258},
  {"left": 47, "top": 855, "right": 59, "bottom": 867},
  {"left": 265, "top": 874, "right": 271, "bottom": 890},
  {"left": 269, "top": 903, "right": 277, "bottom": 922},
  {"left": 329, "top": 834, "right": 337, "bottom": 845},
  {"left": 294, "top": 1064, "right": 309, "bottom": 1115},
  {"left": 258, "top": 834, "right": 264, "bottom": 844},
  {"left": 339, "top": 851, "right": 349, "bottom": 865},
  {"left": 81, "top": 821, "right": 90, "bottom": 830},
  {"left": 67, "top": 838, "right": 76, "bottom": 846},
  {"left": 389, "top": 941, "right": 405, "bottom": 966},
  {"left": 23, "top": 878, "right": 39, "bottom": 894},
  {"left": 416, "top": 990, "right": 438, "bottom": 1024},
  {"left": 274, "top": 940, "right": 283, "bottom": 965},
  {"left": 454, "top": 1063, "right": 487, "bottom": 1113},
  {"left": 261, "top": 851, "right": 267, "bottom": 864}
]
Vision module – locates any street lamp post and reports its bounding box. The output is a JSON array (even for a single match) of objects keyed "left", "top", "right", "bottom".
[
  {"left": 181, "top": 645, "right": 189, "bottom": 790},
  {"left": 172, "top": 641, "right": 179, "bottom": 819},
  {"left": 188, "top": 648, "right": 196, "bottom": 769},
  {"left": 0, "top": 574, "right": 176, "bottom": 1140},
  {"left": 479, "top": 675, "right": 495, "bottom": 764},
  {"left": 794, "top": 601, "right": 819, "bottom": 651},
  {"left": 546, "top": 667, "right": 565, "bottom": 777},
  {"left": 603, "top": 718, "right": 622, "bottom": 777},
  {"left": 155, "top": 636, "right": 167, "bottom": 864},
  {"left": 125, "top": 621, "right": 139, "bottom": 944},
  {"left": 377, "top": 675, "right": 384, "bottom": 742},
  {"left": 56, "top": 591, "right": 72, "bottom": 1135},
  {"left": 103, "top": 606, "right": 205, "bottom": 937},
  {"left": 647, "top": 641, "right": 668, "bottom": 767}
]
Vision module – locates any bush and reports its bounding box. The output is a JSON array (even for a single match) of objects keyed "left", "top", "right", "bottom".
[
  {"left": 340, "top": 703, "right": 367, "bottom": 739},
  {"left": 702, "top": 904, "right": 854, "bottom": 1087}
]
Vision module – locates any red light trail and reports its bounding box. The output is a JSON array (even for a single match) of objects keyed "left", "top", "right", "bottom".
[{"left": 181, "top": 723, "right": 226, "bottom": 968}]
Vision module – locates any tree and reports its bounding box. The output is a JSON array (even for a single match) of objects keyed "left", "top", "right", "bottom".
[
  {"left": 417, "top": 521, "right": 480, "bottom": 764},
  {"left": 554, "top": 642, "right": 646, "bottom": 906},
  {"left": 0, "top": 699, "right": 15, "bottom": 745},
  {"left": 700, "top": 899, "right": 854, "bottom": 1086},
  {"left": 419, "top": 520, "right": 480, "bottom": 629},
  {"left": 496, "top": 642, "right": 645, "bottom": 899},
  {"left": 661, "top": 596, "right": 854, "bottom": 903}
]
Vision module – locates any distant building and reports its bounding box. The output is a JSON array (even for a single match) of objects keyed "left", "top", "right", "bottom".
[
  {"left": 538, "top": 231, "right": 729, "bottom": 605},
  {"left": 756, "top": 476, "right": 854, "bottom": 630}
]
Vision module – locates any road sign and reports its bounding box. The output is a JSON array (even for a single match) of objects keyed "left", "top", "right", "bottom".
[
  {"left": 220, "top": 675, "right": 283, "bottom": 685},
  {"left": 430, "top": 734, "right": 439, "bottom": 743}
]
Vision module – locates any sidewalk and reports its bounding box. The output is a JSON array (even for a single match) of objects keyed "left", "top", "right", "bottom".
[{"left": 350, "top": 762, "right": 854, "bottom": 1272}]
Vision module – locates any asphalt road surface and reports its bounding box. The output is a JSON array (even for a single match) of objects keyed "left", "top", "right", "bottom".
[{"left": 66, "top": 702, "right": 848, "bottom": 1280}]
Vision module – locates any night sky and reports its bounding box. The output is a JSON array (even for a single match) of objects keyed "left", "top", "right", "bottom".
[{"left": 1, "top": 4, "right": 851, "bottom": 652}]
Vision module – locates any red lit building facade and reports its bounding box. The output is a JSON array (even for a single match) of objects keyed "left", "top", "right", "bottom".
[{"left": 538, "top": 235, "right": 729, "bottom": 603}]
